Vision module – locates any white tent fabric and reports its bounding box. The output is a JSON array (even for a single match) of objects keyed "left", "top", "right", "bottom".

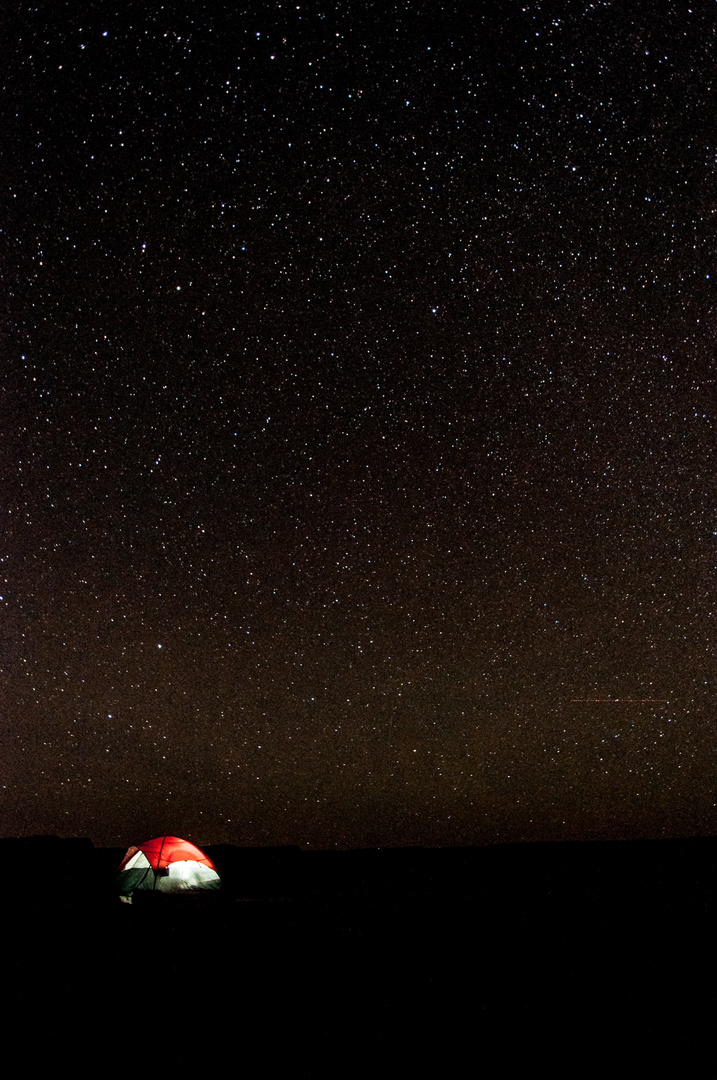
[
  {"left": 123, "top": 849, "right": 151, "bottom": 872},
  {"left": 156, "top": 860, "right": 221, "bottom": 892}
]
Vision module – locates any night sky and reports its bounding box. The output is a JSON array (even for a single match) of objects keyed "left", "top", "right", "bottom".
[{"left": 3, "top": 0, "right": 716, "bottom": 849}]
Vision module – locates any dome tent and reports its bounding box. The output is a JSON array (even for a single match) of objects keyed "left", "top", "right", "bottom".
[{"left": 117, "top": 836, "right": 220, "bottom": 903}]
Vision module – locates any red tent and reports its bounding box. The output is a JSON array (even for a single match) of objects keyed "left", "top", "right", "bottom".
[
  {"left": 119, "top": 836, "right": 217, "bottom": 872},
  {"left": 117, "top": 836, "right": 220, "bottom": 901}
]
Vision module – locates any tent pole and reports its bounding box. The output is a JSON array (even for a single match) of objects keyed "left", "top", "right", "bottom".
[{"left": 153, "top": 835, "right": 168, "bottom": 891}]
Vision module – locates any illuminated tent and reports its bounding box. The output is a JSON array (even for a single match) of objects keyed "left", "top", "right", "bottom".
[{"left": 117, "top": 836, "right": 221, "bottom": 903}]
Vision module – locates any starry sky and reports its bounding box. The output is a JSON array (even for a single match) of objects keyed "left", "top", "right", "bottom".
[{"left": 2, "top": 0, "right": 716, "bottom": 849}]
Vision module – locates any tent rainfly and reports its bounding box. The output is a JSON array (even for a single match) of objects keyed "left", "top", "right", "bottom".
[{"left": 117, "top": 836, "right": 220, "bottom": 903}]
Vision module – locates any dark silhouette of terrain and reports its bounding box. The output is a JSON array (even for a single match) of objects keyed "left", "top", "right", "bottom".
[{"left": 2, "top": 836, "right": 714, "bottom": 1070}]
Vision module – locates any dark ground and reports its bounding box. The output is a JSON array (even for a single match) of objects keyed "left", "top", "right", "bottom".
[{"left": 3, "top": 836, "right": 714, "bottom": 1072}]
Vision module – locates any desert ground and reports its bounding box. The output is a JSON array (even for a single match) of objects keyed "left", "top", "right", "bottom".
[{"left": 3, "top": 836, "right": 713, "bottom": 1071}]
